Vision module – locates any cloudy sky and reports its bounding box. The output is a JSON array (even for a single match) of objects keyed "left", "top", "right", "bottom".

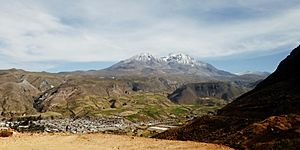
[{"left": 0, "top": 0, "right": 299, "bottom": 73}]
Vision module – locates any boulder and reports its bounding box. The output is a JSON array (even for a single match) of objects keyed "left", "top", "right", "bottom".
[{"left": 0, "top": 127, "right": 14, "bottom": 137}]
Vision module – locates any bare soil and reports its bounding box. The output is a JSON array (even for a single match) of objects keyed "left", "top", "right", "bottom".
[{"left": 0, "top": 133, "right": 232, "bottom": 150}]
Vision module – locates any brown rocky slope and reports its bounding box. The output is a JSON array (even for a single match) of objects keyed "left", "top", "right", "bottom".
[
  {"left": 156, "top": 45, "right": 300, "bottom": 150},
  {"left": 168, "top": 82, "right": 248, "bottom": 105}
]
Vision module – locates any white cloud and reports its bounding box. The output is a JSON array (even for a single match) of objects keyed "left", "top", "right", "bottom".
[{"left": 0, "top": 0, "right": 299, "bottom": 70}]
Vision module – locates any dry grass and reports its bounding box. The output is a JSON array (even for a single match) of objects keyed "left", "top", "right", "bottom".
[{"left": 0, "top": 133, "right": 232, "bottom": 150}]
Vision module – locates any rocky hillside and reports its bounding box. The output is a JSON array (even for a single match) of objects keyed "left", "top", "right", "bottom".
[
  {"left": 0, "top": 69, "right": 63, "bottom": 117},
  {"left": 157, "top": 45, "right": 300, "bottom": 150},
  {"left": 0, "top": 69, "right": 224, "bottom": 122},
  {"left": 219, "top": 45, "right": 300, "bottom": 119},
  {"left": 168, "top": 82, "right": 249, "bottom": 105},
  {"left": 231, "top": 72, "right": 270, "bottom": 88}
]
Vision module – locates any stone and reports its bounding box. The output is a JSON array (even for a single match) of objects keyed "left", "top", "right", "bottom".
[{"left": 0, "top": 127, "right": 14, "bottom": 137}]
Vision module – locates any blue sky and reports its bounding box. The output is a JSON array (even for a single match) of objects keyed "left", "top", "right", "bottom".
[
  {"left": 202, "top": 48, "right": 292, "bottom": 73},
  {"left": 0, "top": 0, "right": 299, "bottom": 73}
]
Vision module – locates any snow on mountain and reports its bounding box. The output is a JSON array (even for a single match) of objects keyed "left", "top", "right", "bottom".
[
  {"left": 127, "top": 53, "right": 207, "bottom": 67},
  {"left": 128, "top": 53, "right": 163, "bottom": 63},
  {"left": 162, "top": 53, "right": 207, "bottom": 67},
  {"left": 105, "top": 52, "right": 235, "bottom": 78}
]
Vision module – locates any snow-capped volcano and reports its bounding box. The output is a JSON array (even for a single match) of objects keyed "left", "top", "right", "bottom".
[
  {"left": 162, "top": 53, "right": 207, "bottom": 67},
  {"left": 129, "top": 53, "right": 163, "bottom": 63},
  {"left": 105, "top": 52, "right": 235, "bottom": 78},
  {"left": 128, "top": 53, "right": 207, "bottom": 67}
]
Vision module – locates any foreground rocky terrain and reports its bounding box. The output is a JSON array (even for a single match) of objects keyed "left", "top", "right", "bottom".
[
  {"left": 157, "top": 45, "right": 300, "bottom": 149},
  {"left": 0, "top": 133, "right": 233, "bottom": 150}
]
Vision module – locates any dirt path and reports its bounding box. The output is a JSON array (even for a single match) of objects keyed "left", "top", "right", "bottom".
[{"left": 0, "top": 133, "right": 232, "bottom": 150}]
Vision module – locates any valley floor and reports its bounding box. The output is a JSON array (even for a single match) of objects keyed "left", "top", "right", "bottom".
[{"left": 0, "top": 133, "right": 232, "bottom": 150}]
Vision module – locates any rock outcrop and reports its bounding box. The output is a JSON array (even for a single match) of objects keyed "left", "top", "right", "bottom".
[{"left": 0, "top": 127, "right": 14, "bottom": 137}]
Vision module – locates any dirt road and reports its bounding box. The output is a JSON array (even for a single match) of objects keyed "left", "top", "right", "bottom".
[{"left": 0, "top": 133, "right": 232, "bottom": 150}]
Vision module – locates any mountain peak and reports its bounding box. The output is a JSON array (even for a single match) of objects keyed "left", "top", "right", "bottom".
[
  {"left": 168, "top": 52, "right": 191, "bottom": 58},
  {"left": 162, "top": 53, "right": 206, "bottom": 67},
  {"left": 128, "top": 52, "right": 202, "bottom": 66},
  {"left": 129, "top": 53, "right": 162, "bottom": 62},
  {"left": 106, "top": 52, "right": 233, "bottom": 78}
]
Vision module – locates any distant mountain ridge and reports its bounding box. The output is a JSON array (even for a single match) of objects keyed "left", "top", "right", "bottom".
[
  {"left": 124, "top": 53, "right": 206, "bottom": 66},
  {"left": 105, "top": 53, "right": 235, "bottom": 79},
  {"left": 237, "top": 71, "right": 270, "bottom": 76}
]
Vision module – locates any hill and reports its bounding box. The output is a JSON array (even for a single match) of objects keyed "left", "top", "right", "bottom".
[
  {"left": 168, "top": 82, "right": 249, "bottom": 105},
  {"left": 0, "top": 69, "right": 225, "bottom": 122},
  {"left": 219, "top": 46, "right": 300, "bottom": 118},
  {"left": 156, "top": 45, "right": 300, "bottom": 150}
]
